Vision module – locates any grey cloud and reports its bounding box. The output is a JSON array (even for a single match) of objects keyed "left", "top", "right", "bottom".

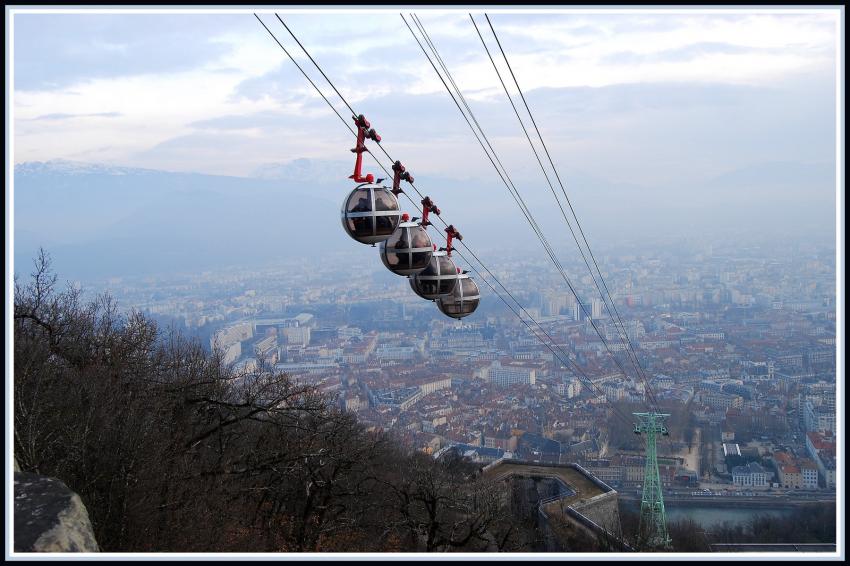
[
  {"left": 601, "top": 42, "right": 766, "bottom": 66},
  {"left": 229, "top": 68, "right": 298, "bottom": 102},
  {"left": 30, "top": 112, "right": 123, "bottom": 121},
  {"left": 659, "top": 41, "right": 755, "bottom": 61},
  {"left": 14, "top": 14, "right": 241, "bottom": 91},
  {"left": 563, "top": 24, "right": 603, "bottom": 37},
  {"left": 187, "top": 107, "right": 339, "bottom": 133},
  {"left": 188, "top": 78, "right": 832, "bottom": 180},
  {"left": 607, "top": 16, "right": 692, "bottom": 34},
  {"left": 518, "top": 82, "right": 771, "bottom": 118},
  {"left": 229, "top": 43, "right": 426, "bottom": 105},
  {"left": 488, "top": 14, "right": 692, "bottom": 39}
]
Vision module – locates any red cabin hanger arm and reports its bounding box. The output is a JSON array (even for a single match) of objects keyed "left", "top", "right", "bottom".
[
  {"left": 350, "top": 114, "right": 381, "bottom": 184},
  {"left": 420, "top": 196, "right": 440, "bottom": 227},
  {"left": 391, "top": 160, "right": 414, "bottom": 196},
  {"left": 442, "top": 225, "right": 462, "bottom": 257}
]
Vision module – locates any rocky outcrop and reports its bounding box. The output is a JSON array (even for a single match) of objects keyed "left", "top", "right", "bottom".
[{"left": 14, "top": 472, "right": 99, "bottom": 552}]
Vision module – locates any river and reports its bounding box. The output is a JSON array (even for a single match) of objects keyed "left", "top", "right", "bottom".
[
  {"left": 620, "top": 500, "right": 795, "bottom": 529},
  {"left": 664, "top": 506, "right": 794, "bottom": 528}
]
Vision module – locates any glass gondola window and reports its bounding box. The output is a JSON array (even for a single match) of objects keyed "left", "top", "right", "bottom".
[
  {"left": 436, "top": 273, "right": 480, "bottom": 319},
  {"left": 341, "top": 184, "right": 401, "bottom": 245},
  {"left": 380, "top": 220, "right": 433, "bottom": 276},
  {"left": 409, "top": 250, "right": 459, "bottom": 300},
  {"left": 373, "top": 191, "right": 398, "bottom": 237},
  {"left": 436, "top": 256, "right": 457, "bottom": 294},
  {"left": 374, "top": 192, "right": 395, "bottom": 211},
  {"left": 347, "top": 188, "right": 372, "bottom": 237},
  {"left": 410, "top": 229, "right": 431, "bottom": 268},
  {"left": 375, "top": 215, "right": 395, "bottom": 237},
  {"left": 388, "top": 229, "right": 410, "bottom": 268}
]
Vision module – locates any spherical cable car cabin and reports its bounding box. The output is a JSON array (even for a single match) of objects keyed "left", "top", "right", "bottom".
[
  {"left": 379, "top": 215, "right": 433, "bottom": 276},
  {"left": 436, "top": 273, "right": 480, "bottom": 319},
  {"left": 340, "top": 183, "right": 401, "bottom": 245},
  {"left": 409, "top": 248, "right": 459, "bottom": 300}
]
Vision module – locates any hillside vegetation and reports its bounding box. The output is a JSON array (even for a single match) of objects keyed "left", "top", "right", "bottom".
[{"left": 13, "top": 251, "right": 541, "bottom": 552}]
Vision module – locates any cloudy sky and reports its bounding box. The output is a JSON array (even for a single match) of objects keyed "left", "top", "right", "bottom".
[
  {"left": 9, "top": 5, "right": 842, "bottom": 284},
  {"left": 12, "top": 8, "right": 839, "bottom": 185}
]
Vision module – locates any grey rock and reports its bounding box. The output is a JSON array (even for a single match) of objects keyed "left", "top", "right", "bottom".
[{"left": 14, "top": 472, "right": 99, "bottom": 552}]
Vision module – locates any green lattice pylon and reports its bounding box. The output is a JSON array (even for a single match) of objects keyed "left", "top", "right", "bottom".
[{"left": 633, "top": 412, "right": 672, "bottom": 549}]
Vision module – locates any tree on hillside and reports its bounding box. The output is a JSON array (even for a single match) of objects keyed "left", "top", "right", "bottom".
[{"left": 13, "top": 250, "right": 543, "bottom": 553}]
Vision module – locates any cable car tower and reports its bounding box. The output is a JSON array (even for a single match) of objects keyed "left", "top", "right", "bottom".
[{"left": 633, "top": 412, "right": 672, "bottom": 549}]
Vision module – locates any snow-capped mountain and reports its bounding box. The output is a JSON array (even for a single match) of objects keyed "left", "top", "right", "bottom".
[
  {"left": 251, "top": 158, "right": 353, "bottom": 184},
  {"left": 14, "top": 159, "right": 164, "bottom": 178}
]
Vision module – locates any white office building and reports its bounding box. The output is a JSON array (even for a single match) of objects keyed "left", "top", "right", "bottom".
[
  {"left": 731, "top": 462, "right": 769, "bottom": 487},
  {"left": 484, "top": 360, "right": 536, "bottom": 387}
]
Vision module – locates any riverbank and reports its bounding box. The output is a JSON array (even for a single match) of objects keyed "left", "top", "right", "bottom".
[{"left": 619, "top": 498, "right": 823, "bottom": 528}]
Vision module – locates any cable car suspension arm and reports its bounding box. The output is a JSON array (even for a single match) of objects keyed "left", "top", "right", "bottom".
[
  {"left": 443, "top": 225, "right": 462, "bottom": 256},
  {"left": 420, "top": 196, "right": 440, "bottom": 227},
  {"left": 391, "top": 160, "right": 414, "bottom": 196},
  {"left": 350, "top": 114, "right": 381, "bottom": 183}
]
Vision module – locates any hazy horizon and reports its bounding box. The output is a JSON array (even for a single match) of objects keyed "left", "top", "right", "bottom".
[
  {"left": 11, "top": 9, "right": 841, "bottom": 283},
  {"left": 12, "top": 155, "right": 837, "bottom": 284}
]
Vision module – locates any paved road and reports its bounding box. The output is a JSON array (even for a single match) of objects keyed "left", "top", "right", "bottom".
[{"left": 619, "top": 491, "right": 835, "bottom": 505}]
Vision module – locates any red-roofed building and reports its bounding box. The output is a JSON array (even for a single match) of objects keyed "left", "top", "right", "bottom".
[{"left": 773, "top": 451, "right": 794, "bottom": 466}]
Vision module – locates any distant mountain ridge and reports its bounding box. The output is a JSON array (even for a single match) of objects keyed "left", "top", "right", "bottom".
[
  {"left": 13, "top": 159, "right": 347, "bottom": 280},
  {"left": 13, "top": 158, "right": 836, "bottom": 281},
  {"left": 15, "top": 159, "right": 166, "bottom": 177},
  {"left": 251, "top": 158, "right": 353, "bottom": 184},
  {"left": 702, "top": 161, "right": 836, "bottom": 198}
]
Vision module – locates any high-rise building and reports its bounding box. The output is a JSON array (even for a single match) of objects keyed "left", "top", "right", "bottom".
[
  {"left": 542, "top": 292, "right": 570, "bottom": 316},
  {"left": 591, "top": 298, "right": 604, "bottom": 319},
  {"left": 573, "top": 300, "right": 592, "bottom": 322}
]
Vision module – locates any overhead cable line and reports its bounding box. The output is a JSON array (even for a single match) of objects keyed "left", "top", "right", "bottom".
[
  {"left": 254, "top": 13, "right": 637, "bottom": 428},
  {"left": 403, "top": 12, "right": 648, "bottom": 431},
  {"left": 404, "top": 13, "right": 648, "bottom": 403},
  {"left": 268, "top": 13, "right": 636, "bottom": 427},
  {"left": 467, "top": 11, "right": 651, "bottom": 399},
  {"left": 470, "top": 13, "right": 660, "bottom": 410},
  {"left": 482, "top": 12, "right": 659, "bottom": 410}
]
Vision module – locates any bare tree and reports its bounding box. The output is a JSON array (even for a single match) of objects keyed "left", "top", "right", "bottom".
[{"left": 13, "top": 251, "right": 571, "bottom": 553}]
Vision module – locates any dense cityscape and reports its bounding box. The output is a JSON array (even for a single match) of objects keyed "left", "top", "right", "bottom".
[{"left": 81, "top": 235, "right": 838, "bottom": 503}]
